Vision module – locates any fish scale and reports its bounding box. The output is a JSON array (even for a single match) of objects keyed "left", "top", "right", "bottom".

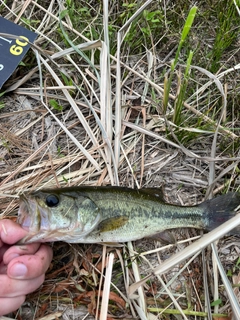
[{"left": 17, "top": 186, "right": 240, "bottom": 244}]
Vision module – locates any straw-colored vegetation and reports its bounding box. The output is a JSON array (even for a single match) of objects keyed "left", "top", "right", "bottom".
[{"left": 1, "top": 0, "right": 240, "bottom": 319}]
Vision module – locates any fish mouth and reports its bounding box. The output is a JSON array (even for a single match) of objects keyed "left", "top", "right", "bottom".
[
  {"left": 18, "top": 194, "right": 46, "bottom": 232},
  {"left": 18, "top": 194, "right": 33, "bottom": 231},
  {"left": 18, "top": 194, "right": 54, "bottom": 243}
]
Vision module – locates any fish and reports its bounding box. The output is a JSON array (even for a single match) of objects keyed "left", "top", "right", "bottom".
[{"left": 17, "top": 186, "right": 240, "bottom": 244}]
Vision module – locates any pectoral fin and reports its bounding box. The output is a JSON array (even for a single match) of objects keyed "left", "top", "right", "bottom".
[{"left": 98, "top": 216, "right": 129, "bottom": 232}]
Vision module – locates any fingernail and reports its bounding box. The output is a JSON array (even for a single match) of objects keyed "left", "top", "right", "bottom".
[{"left": 10, "top": 262, "right": 28, "bottom": 278}]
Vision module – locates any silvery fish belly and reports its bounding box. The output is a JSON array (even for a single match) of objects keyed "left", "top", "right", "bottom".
[{"left": 17, "top": 186, "right": 240, "bottom": 244}]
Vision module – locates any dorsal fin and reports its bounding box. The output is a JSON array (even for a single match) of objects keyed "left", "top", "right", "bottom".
[{"left": 140, "top": 187, "right": 165, "bottom": 202}]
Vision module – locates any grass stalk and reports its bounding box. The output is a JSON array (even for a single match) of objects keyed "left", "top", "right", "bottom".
[
  {"left": 173, "top": 50, "right": 193, "bottom": 125},
  {"left": 163, "top": 6, "right": 197, "bottom": 114},
  {"left": 147, "top": 307, "right": 228, "bottom": 318}
]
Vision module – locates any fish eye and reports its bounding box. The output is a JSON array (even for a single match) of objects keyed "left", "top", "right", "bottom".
[{"left": 45, "top": 194, "right": 59, "bottom": 207}]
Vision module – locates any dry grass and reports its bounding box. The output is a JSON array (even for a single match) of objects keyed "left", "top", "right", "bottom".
[{"left": 1, "top": 0, "right": 240, "bottom": 319}]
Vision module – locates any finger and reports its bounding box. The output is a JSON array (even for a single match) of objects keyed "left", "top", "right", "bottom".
[
  {"left": 3, "top": 242, "right": 41, "bottom": 265},
  {"left": 0, "top": 295, "right": 26, "bottom": 316},
  {"left": 7, "top": 244, "right": 53, "bottom": 280},
  {"left": 0, "top": 220, "right": 28, "bottom": 245},
  {"left": 0, "top": 274, "right": 44, "bottom": 298},
  {"left": 0, "top": 262, "right": 7, "bottom": 275},
  {"left": 0, "top": 244, "right": 9, "bottom": 261}
]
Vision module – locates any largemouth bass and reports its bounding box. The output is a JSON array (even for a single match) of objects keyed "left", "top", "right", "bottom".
[{"left": 17, "top": 186, "right": 240, "bottom": 244}]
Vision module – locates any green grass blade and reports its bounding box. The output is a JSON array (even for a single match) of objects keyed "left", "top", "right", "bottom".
[
  {"left": 173, "top": 50, "right": 193, "bottom": 125},
  {"left": 163, "top": 6, "right": 197, "bottom": 114}
]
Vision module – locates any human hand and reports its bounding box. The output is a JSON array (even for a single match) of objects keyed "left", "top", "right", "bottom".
[{"left": 0, "top": 219, "right": 53, "bottom": 316}]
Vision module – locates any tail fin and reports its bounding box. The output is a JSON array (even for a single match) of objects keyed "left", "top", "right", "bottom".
[{"left": 200, "top": 192, "right": 240, "bottom": 233}]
